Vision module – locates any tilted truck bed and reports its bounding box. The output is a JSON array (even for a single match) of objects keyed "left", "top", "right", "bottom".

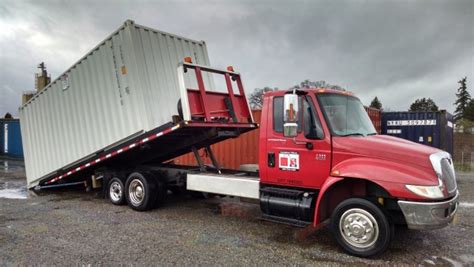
[{"left": 41, "top": 120, "right": 257, "bottom": 187}]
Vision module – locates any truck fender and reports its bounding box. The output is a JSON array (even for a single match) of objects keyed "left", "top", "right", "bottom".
[
  {"left": 312, "top": 175, "right": 400, "bottom": 226},
  {"left": 313, "top": 176, "right": 343, "bottom": 226}
]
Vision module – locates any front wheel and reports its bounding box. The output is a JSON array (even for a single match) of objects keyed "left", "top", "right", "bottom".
[{"left": 330, "top": 198, "right": 393, "bottom": 257}]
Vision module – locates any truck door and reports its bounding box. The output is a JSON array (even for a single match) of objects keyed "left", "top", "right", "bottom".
[{"left": 262, "top": 94, "right": 331, "bottom": 189}]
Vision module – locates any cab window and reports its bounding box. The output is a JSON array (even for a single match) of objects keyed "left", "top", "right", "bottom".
[{"left": 273, "top": 95, "right": 322, "bottom": 139}]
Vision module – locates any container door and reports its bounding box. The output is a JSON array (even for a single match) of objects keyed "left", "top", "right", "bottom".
[
  {"left": 110, "top": 37, "right": 140, "bottom": 135},
  {"left": 261, "top": 95, "right": 331, "bottom": 189},
  {"left": 7, "top": 121, "right": 23, "bottom": 157},
  {"left": 111, "top": 39, "right": 130, "bottom": 108}
]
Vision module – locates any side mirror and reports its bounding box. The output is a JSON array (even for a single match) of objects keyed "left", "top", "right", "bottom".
[{"left": 283, "top": 94, "right": 299, "bottom": 137}]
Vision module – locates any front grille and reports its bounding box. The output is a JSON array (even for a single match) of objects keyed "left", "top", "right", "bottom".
[{"left": 440, "top": 158, "right": 457, "bottom": 195}]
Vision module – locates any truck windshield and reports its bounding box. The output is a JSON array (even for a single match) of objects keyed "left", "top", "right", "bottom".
[{"left": 317, "top": 93, "right": 376, "bottom": 137}]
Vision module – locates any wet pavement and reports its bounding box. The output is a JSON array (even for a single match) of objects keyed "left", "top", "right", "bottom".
[
  {"left": 0, "top": 157, "right": 27, "bottom": 199},
  {"left": 0, "top": 156, "right": 473, "bottom": 265}
]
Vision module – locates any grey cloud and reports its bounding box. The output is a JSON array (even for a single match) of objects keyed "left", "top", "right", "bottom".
[{"left": 0, "top": 0, "right": 472, "bottom": 117}]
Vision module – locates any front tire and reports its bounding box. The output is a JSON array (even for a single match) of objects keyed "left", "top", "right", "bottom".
[
  {"left": 330, "top": 198, "right": 393, "bottom": 257},
  {"left": 125, "top": 172, "right": 158, "bottom": 211}
]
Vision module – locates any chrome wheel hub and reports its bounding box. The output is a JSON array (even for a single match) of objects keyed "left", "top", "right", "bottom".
[
  {"left": 339, "top": 208, "right": 379, "bottom": 248},
  {"left": 129, "top": 179, "right": 145, "bottom": 206},
  {"left": 109, "top": 181, "right": 123, "bottom": 202}
]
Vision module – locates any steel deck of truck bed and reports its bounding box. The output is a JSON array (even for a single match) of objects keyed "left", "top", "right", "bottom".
[{"left": 39, "top": 120, "right": 257, "bottom": 188}]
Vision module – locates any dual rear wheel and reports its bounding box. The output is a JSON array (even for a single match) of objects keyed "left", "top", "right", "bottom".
[{"left": 107, "top": 172, "right": 166, "bottom": 211}]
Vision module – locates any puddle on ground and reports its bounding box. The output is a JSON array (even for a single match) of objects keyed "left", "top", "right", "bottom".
[
  {"left": 0, "top": 187, "right": 27, "bottom": 199},
  {"left": 423, "top": 256, "right": 466, "bottom": 266},
  {"left": 0, "top": 181, "right": 28, "bottom": 199},
  {"left": 0, "top": 156, "right": 27, "bottom": 199}
]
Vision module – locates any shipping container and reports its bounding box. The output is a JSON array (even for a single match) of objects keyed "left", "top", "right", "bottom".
[
  {"left": 19, "top": 20, "right": 217, "bottom": 187},
  {"left": 382, "top": 110, "right": 454, "bottom": 154},
  {"left": 173, "top": 106, "right": 382, "bottom": 168},
  {"left": 364, "top": 106, "right": 382, "bottom": 134},
  {"left": 0, "top": 119, "right": 24, "bottom": 158}
]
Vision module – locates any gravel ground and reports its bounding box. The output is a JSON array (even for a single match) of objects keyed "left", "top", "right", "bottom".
[{"left": 1, "top": 156, "right": 473, "bottom": 265}]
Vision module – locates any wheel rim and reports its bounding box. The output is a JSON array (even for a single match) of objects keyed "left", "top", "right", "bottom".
[
  {"left": 129, "top": 179, "right": 145, "bottom": 206},
  {"left": 339, "top": 208, "right": 379, "bottom": 249},
  {"left": 109, "top": 181, "right": 123, "bottom": 202}
]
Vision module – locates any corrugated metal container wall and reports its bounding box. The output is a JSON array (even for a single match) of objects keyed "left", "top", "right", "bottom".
[
  {"left": 364, "top": 106, "right": 381, "bottom": 134},
  {"left": 19, "top": 20, "right": 214, "bottom": 187},
  {"left": 173, "top": 110, "right": 261, "bottom": 168},
  {"left": 0, "top": 119, "right": 24, "bottom": 157},
  {"left": 381, "top": 111, "right": 454, "bottom": 154}
]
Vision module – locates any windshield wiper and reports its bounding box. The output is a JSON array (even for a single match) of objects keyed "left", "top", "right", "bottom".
[
  {"left": 367, "top": 133, "right": 377, "bottom": 136},
  {"left": 338, "top": 133, "right": 366, "bottom": 137}
]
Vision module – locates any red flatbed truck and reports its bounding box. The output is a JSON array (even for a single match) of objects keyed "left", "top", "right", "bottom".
[{"left": 36, "top": 59, "right": 458, "bottom": 257}]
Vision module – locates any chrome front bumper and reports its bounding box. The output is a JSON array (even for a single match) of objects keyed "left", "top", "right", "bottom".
[{"left": 398, "top": 191, "right": 459, "bottom": 230}]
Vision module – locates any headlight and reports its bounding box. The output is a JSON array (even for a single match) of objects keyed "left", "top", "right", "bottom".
[{"left": 406, "top": 179, "right": 444, "bottom": 199}]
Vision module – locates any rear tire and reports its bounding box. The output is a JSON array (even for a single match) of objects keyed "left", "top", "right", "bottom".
[
  {"left": 108, "top": 178, "right": 126, "bottom": 205},
  {"left": 125, "top": 172, "right": 158, "bottom": 211},
  {"left": 330, "top": 198, "right": 393, "bottom": 257}
]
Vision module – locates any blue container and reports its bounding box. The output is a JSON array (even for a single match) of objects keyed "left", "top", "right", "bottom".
[
  {"left": 381, "top": 110, "right": 454, "bottom": 155},
  {"left": 0, "top": 119, "right": 24, "bottom": 158}
]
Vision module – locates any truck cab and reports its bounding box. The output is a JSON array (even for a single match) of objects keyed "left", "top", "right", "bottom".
[{"left": 257, "top": 88, "right": 459, "bottom": 256}]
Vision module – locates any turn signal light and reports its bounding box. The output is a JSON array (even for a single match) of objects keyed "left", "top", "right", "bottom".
[
  {"left": 331, "top": 170, "right": 340, "bottom": 176},
  {"left": 184, "top": 57, "right": 193, "bottom": 63},
  {"left": 227, "top": 66, "right": 235, "bottom": 72}
]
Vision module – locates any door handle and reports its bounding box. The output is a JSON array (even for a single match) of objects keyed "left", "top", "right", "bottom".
[
  {"left": 268, "top": 152, "right": 275, "bottom": 167},
  {"left": 291, "top": 138, "right": 313, "bottom": 150}
]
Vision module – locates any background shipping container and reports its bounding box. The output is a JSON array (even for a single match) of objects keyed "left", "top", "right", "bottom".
[
  {"left": 364, "top": 106, "right": 382, "bottom": 134},
  {"left": 382, "top": 110, "right": 454, "bottom": 154},
  {"left": 19, "top": 20, "right": 216, "bottom": 187},
  {"left": 0, "top": 119, "right": 24, "bottom": 158}
]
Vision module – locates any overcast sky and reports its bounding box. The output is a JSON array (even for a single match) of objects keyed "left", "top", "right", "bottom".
[{"left": 0, "top": 0, "right": 473, "bottom": 117}]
